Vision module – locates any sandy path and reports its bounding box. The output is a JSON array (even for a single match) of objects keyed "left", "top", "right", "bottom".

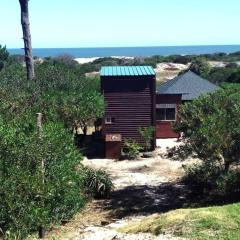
[{"left": 47, "top": 147, "right": 187, "bottom": 240}]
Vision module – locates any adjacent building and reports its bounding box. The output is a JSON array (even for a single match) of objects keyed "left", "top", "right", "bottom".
[
  {"left": 100, "top": 67, "right": 218, "bottom": 158},
  {"left": 156, "top": 70, "right": 219, "bottom": 138}
]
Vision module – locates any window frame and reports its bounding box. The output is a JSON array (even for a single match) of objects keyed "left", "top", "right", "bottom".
[
  {"left": 105, "top": 116, "right": 115, "bottom": 124},
  {"left": 156, "top": 103, "right": 177, "bottom": 121}
]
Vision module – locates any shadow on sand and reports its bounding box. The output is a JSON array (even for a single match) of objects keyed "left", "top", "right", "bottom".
[
  {"left": 101, "top": 182, "right": 190, "bottom": 219},
  {"left": 99, "top": 181, "right": 240, "bottom": 220}
]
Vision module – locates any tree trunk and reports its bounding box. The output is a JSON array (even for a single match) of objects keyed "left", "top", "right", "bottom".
[
  {"left": 83, "top": 126, "right": 87, "bottom": 136},
  {"left": 19, "top": 0, "right": 35, "bottom": 80}
]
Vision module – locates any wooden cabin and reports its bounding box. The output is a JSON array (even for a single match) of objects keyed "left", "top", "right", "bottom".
[
  {"left": 100, "top": 67, "right": 218, "bottom": 158},
  {"left": 100, "top": 66, "right": 156, "bottom": 158},
  {"left": 156, "top": 71, "right": 219, "bottom": 138}
]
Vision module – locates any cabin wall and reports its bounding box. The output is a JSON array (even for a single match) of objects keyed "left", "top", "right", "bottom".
[
  {"left": 101, "top": 76, "right": 156, "bottom": 148},
  {"left": 156, "top": 94, "right": 182, "bottom": 139}
]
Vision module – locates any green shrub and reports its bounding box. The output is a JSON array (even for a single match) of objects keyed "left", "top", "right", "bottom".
[
  {"left": 122, "top": 139, "right": 142, "bottom": 160},
  {"left": 183, "top": 162, "right": 222, "bottom": 193},
  {"left": 0, "top": 121, "right": 85, "bottom": 239},
  {"left": 169, "top": 73, "right": 240, "bottom": 199},
  {"left": 183, "top": 162, "right": 240, "bottom": 196},
  {"left": 139, "top": 126, "right": 155, "bottom": 151},
  {"left": 80, "top": 166, "right": 113, "bottom": 198}
]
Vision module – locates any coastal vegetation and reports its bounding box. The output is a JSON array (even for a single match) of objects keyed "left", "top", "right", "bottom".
[
  {"left": 0, "top": 46, "right": 112, "bottom": 239},
  {"left": 9, "top": 50, "right": 240, "bottom": 84},
  {"left": 173, "top": 84, "right": 240, "bottom": 196},
  {"left": 122, "top": 139, "right": 142, "bottom": 160},
  {"left": 0, "top": 45, "right": 9, "bottom": 71},
  {"left": 2, "top": 41, "right": 240, "bottom": 238},
  {"left": 139, "top": 126, "right": 155, "bottom": 151},
  {"left": 63, "top": 51, "right": 240, "bottom": 84}
]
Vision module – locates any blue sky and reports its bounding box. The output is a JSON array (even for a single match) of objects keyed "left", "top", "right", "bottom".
[{"left": 1, "top": 0, "right": 240, "bottom": 48}]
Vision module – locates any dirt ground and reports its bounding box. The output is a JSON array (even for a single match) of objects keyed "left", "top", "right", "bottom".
[{"left": 46, "top": 140, "right": 188, "bottom": 240}]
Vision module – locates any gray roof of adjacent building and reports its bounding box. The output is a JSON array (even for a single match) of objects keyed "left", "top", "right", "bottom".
[{"left": 156, "top": 71, "right": 219, "bottom": 100}]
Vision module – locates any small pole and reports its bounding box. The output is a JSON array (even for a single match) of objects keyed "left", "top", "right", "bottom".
[
  {"left": 37, "top": 112, "right": 43, "bottom": 138},
  {"left": 37, "top": 113, "right": 45, "bottom": 239},
  {"left": 37, "top": 113, "right": 44, "bottom": 185}
]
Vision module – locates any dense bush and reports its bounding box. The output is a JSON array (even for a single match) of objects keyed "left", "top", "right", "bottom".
[
  {"left": 205, "top": 66, "right": 240, "bottom": 84},
  {"left": 122, "top": 139, "right": 142, "bottom": 160},
  {"left": 0, "top": 121, "right": 85, "bottom": 238},
  {"left": 188, "top": 58, "right": 211, "bottom": 77},
  {"left": 174, "top": 85, "right": 240, "bottom": 196},
  {"left": 183, "top": 162, "right": 240, "bottom": 196},
  {"left": 0, "top": 45, "right": 9, "bottom": 71},
  {"left": 80, "top": 166, "right": 113, "bottom": 198},
  {"left": 0, "top": 48, "right": 105, "bottom": 238}
]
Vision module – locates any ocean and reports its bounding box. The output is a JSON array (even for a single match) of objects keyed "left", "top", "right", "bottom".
[{"left": 8, "top": 45, "right": 240, "bottom": 58}]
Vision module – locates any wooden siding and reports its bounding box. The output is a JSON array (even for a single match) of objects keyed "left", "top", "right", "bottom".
[
  {"left": 156, "top": 94, "right": 181, "bottom": 138},
  {"left": 101, "top": 76, "right": 155, "bottom": 147},
  {"left": 156, "top": 121, "right": 179, "bottom": 138},
  {"left": 105, "top": 142, "right": 122, "bottom": 159}
]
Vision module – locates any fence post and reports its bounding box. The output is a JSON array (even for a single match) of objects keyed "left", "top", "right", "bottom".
[{"left": 37, "top": 113, "right": 45, "bottom": 239}]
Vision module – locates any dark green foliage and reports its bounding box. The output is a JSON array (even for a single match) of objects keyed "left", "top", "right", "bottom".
[
  {"left": 204, "top": 66, "right": 240, "bottom": 84},
  {"left": 139, "top": 126, "right": 155, "bottom": 151},
  {"left": 183, "top": 162, "right": 240, "bottom": 196},
  {"left": 0, "top": 121, "right": 85, "bottom": 238},
  {"left": 206, "top": 67, "right": 236, "bottom": 84},
  {"left": 0, "top": 61, "right": 4, "bottom": 71},
  {"left": 175, "top": 87, "right": 240, "bottom": 171},
  {"left": 8, "top": 54, "right": 25, "bottom": 65},
  {"left": 227, "top": 69, "right": 240, "bottom": 83},
  {"left": 58, "top": 80, "right": 104, "bottom": 134},
  {"left": 0, "top": 59, "right": 104, "bottom": 130},
  {"left": 122, "top": 139, "right": 142, "bottom": 159},
  {"left": 0, "top": 51, "right": 105, "bottom": 238},
  {"left": 172, "top": 55, "right": 190, "bottom": 64},
  {"left": 54, "top": 54, "right": 78, "bottom": 66},
  {"left": 188, "top": 59, "right": 211, "bottom": 77},
  {"left": 80, "top": 166, "right": 113, "bottom": 198},
  {"left": 226, "top": 62, "right": 239, "bottom": 68},
  {"left": 174, "top": 85, "right": 240, "bottom": 195},
  {"left": 0, "top": 45, "right": 9, "bottom": 71}
]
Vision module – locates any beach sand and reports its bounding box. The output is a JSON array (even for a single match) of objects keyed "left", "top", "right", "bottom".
[{"left": 74, "top": 56, "right": 134, "bottom": 64}]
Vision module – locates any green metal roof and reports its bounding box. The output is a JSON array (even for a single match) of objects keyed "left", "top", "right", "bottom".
[{"left": 100, "top": 66, "right": 155, "bottom": 76}]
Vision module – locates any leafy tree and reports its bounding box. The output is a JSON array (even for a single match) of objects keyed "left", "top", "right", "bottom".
[
  {"left": 0, "top": 45, "right": 9, "bottom": 71},
  {"left": 59, "top": 83, "right": 104, "bottom": 135},
  {"left": 0, "top": 58, "right": 108, "bottom": 238},
  {"left": 0, "top": 120, "right": 86, "bottom": 238},
  {"left": 0, "top": 45, "right": 9, "bottom": 62},
  {"left": 205, "top": 66, "right": 240, "bottom": 84},
  {"left": 174, "top": 86, "right": 240, "bottom": 172},
  {"left": 172, "top": 55, "right": 190, "bottom": 64},
  {"left": 54, "top": 54, "right": 78, "bottom": 66},
  {"left": 173, "top": 85, "right": 240, "bottom": 195},
  {"left": 189, "top": 58, "right": 211, "bottom": 77},
  {"left": 227, "top": 69, "right": 240, "bottom": 83}
]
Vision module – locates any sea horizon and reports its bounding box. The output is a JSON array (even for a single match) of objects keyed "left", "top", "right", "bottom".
[{"left": 8, "top": 44, "right": 240, "bottom": 58}]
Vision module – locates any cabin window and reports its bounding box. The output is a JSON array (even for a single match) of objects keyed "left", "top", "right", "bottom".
[
  {"left": 156, "top": 104, "right": 176, "bottom": 121},
  {"left": 105, "top": 116, "right": 115, "bottom": 124}
]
